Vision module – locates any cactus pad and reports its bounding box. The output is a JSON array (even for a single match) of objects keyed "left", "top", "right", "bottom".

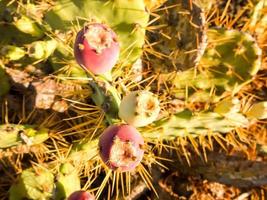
[
  {"left": 0, "top": 124, "right": 49, "bottom": 149},
  {"left": 200, "top": 28, "right": 262, "bottom": 93},
  {"left": 141, "top": 109, "right": 248, "bottom": 140},
  {"left": 146, "top": 0, "right": 207, "bottom": 73}
]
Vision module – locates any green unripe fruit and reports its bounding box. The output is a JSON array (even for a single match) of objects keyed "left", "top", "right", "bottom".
[
  {"left": 28, "top": 39, "right": 57, "bottom": 60},
  {"left": 1, "top": 45, "right": 26, "bottom": 61},
  {"left": 119, "top": 91, "right": 160, "bottom": 127},
  {"left": 13, "top": 15, "right": 44, "bottom": 37},
  {"left": 55, "top": 163, "right": 81, "bottom": 200},
  {"left": 9, "top": 167, "right": 54, "bottom": 200}
]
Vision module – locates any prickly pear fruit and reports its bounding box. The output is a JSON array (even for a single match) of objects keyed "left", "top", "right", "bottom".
[
  {"left": 74, "top": 23, "right": 119, "bottom": 75},
  {"left": 99, "top": 125, "right": 144, "bottom": 172},
  {"left": 68, "top": 191, "right": 94, "bottom": 200},
  {"left": 119, "top": 91, "right": 160, "bottom": 127}
]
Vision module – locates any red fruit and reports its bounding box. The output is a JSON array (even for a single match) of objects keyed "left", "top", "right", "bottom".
[
  {"left": 99, "top": 125, "right": 144, "bottom": 172},
  {"left": 68, "top": 191, "right": 94, "bottom": 200},
  {"left": 74, "top": 23, "right": 120, "bottom": 75}
]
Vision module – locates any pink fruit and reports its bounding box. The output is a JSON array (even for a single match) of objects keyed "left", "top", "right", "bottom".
[
  {"left": 68, "top": 191, "right": 94, "bottom": 200},
  {"left": 74, "top": 23, "right": 120, "bottom": 75},
  {"left": 99, "top": 125, "right": 144, "bottom": 172}
]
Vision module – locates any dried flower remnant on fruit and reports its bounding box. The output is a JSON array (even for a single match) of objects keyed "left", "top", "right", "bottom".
[
  {"left": 99, "top": 125, "right": 144, "bottom": 172},
  {"left": 84, "top": 25, "right": 114, "bottom": 54},
  {"left": 109, "top": 136, "right": 138, "bottom": 168}
]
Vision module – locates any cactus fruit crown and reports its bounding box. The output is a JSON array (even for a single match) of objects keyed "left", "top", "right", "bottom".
[
  {"left": 99, "top": 125, "right": 144, "bottom": 172},
  {"left": 109, "top": 136, "right": 139, "bottom": 168},
  {"left": 82, "top": 24, "right": 116, "bottom": 54}
]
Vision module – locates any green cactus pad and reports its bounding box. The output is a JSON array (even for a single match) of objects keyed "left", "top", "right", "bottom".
[
  {"left": 167, "top": 28, "right": 262, "bottom": 101},
  {"left": 145, "top": 0, "right": 207, "bottom": 73},
  {"left": 68, "top": 139, "right": 98, "bottom": 164},
  {"left": 45, "top": 0, "right": 149, "bottom": 65},
  {"left": 0, "top": 124, "right": 49, "bottom": 149},
  {"left": 9, "top": 167, "right": 54, "bottom": 200},
  {"left": 200, "top": 28, "right": 262, "bottom": 93},
  {"left": 141, "top": 109, "right": 248, "bottom": 140},
  {"left": 144, "top": 0, "right": 167, "bottom": 10}
]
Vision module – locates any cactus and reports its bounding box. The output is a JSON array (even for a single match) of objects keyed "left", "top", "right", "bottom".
[
  {"left": 145, "top": 0, "right": 207, "bottom": 72},
  {"left": 194, "top": 0, "right": 215, "bottom": 11},
  {"left": 0, "top": 0, "right": 266, "bottom": 199},
  {"left": 245, "top": 101, "right": 267, "bottom": 120},
  {"left": 144, "top": 0, "right": 167, "bottom": 10},
  {"left": 141, "top": 109, "right": 249, "bottom": 140},
  {"left": 0, "top": 124, "right": 49, "bottom": 149},
  {"left": 159, "top": 28, "right": 263, "bottom": 103},
  {"left": 199, "top": 28, "right": 262, "bottom": 92},
  {"left": 28, "top": 39, "right": 58, "bottom": 61},
  {"left": 0, "top": 45, "right": 26, "bottom": 61},
  {"left": 13, "top": 15, "right": 44, "bottom": 38}
]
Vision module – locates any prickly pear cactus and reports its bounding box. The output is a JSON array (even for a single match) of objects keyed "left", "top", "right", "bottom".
[
  {"left": 200, "top": 28, "right": 262, "bottom": 92},
  {"left": 1, "top": 0, "right": 267, "bottom": 199}
]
